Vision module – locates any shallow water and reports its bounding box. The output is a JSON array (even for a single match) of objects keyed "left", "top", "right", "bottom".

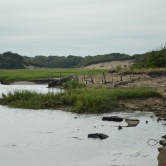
[{"left": 0, "top": 84, "right": 165, "bottom": 166}]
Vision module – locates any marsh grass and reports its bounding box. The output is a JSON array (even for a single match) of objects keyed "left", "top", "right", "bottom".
[
  {"left": 0, "top": 68, "right": 108, "bottom": 82},
  {"left": 63, "top": 80, "right": 86, "bottom": 89},
  {"left": 0, "top": 87, "right": 161, "bottom": 113}
]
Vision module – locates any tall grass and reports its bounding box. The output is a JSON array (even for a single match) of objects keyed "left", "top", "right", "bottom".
[
  {"left": 63, "top": 80, "right": 86, "bottom": 89},
  {"left": 0, "top": 87, "right": 161, "bottom": 113}
]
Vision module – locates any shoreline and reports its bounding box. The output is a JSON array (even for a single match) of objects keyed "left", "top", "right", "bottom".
[{"left": 1, "top": 71, "right": 166, "bottom": 118}]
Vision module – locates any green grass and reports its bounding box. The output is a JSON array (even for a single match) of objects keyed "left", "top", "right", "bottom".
[
  {"left": 63, "top": 80, "right": 86, "bottom": 89},
  {"left": 0, "top": 87, "right": 161, "bottom": 113},
  {"left": 0, "top": 68, "right": 108, "bottom": 82}
]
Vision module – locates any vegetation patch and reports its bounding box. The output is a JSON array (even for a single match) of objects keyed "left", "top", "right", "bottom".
[
  {"left": 0, "top": 87, "right": 161, "bottom": 113},
  {"left": 63, "top": 80, "right": 86, "bottom": 89},
  {"left": 0, "top": 68, "right": 107, "bottom": 83}
]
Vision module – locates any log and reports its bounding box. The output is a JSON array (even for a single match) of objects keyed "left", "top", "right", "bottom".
[{"left": 48, "top": 75, "right": 75, "bottom": 87}]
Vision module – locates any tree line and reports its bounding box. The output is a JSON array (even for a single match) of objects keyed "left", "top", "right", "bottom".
[
  {"left": 0, "top": 52, "right": 131, "bottom": 69},
  {"left": 0, "top": 46, "right": 166, "bottom": 69}
]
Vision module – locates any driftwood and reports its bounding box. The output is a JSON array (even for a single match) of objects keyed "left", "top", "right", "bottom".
[{"left": 48, "top": 75, "right": 75, "bottom": 87}]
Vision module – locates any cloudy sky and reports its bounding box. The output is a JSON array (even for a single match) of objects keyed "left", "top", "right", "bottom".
[{"left": 0, "top": 0, "right": 166, "bottom": 57}]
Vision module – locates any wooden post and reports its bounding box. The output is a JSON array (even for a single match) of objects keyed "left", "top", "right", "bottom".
[
  {"left": 60, "top": 73, "right": 62, "bottom": 81},
  {"left": 90, "top": 75, "right": 94, "bottom": 84},
  {"left": 103, "top": 72, "right": 106, "bottom": 83},
  {"left": 84, "top": 75, "right": 85, "bottom": 81},
  {"left": 111, "top": 74, "right": 113, "bottom": 82},
  {"left": 48, "top": 74, "right": 50, "bottom": 81},
  {"left": 130, "top": 75, "right": 131, "bottom": 80},
  {"left": 120, "top": 75, "right": 123, "bottom": 81}
]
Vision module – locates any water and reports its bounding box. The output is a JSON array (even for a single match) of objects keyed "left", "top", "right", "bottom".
[{"left": 0, "top": 84, "right": 165, "bottom": 166}]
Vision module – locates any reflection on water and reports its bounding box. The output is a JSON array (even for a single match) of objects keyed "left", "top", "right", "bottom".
[
  {"left": 0, "top": 84, "right": 165, "bottom": 166},
  {"left": 0, "top": 84, "right": 61, "bottom": 97}
]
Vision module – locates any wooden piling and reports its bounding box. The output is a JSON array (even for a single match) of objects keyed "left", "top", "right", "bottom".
[
  {"left": 103, "top": 72, "right": 106, "bottom": 83},
  {"left": 120, "top": 75, "right": 123, "bottom": 81},
  {"left": 90, "top": 75, "right": 94, "bottom": 84},
  {"left": 60, "top": 73, "right": 62, "bottom": 81},
  {"left": 111, "top": 74, "right": 113, "bottom": 82}
]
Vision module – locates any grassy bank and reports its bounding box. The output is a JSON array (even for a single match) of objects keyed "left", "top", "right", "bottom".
[
  {"left": 0, "top": 68, "right": 108, "bottom": 83},
  {"left": 0, "top": 87, "right": 161, "bottom": 113}
]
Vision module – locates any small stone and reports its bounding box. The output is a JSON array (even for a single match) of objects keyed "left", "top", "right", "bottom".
[
  {"left": 158, "top": 146, "right": 166, "bottom": 152},
  {"left": 88, "top": 133, "right": 109, "bottom": 140},
  {"left": 102, "top": 116, "right": 123, "bottom": 122},
  {"left": 162, "top": 135, "right": 166, "bottom": 139},
  {"left": 118, "top": 125, "right": 122, "bottom": 130},
  {"left": 159, "top": 139, "right": 166, "bottom": 146}
]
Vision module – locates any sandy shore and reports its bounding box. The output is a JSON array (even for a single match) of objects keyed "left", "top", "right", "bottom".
[
  {"left": 7, "top": 71, "right": 166, "bottom": 119},
  {"left": 80, "top": 71, "right": 166, "bottom": 118}
]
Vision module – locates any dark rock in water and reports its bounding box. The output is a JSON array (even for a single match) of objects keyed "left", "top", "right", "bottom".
[
  {"left": 88, "top": 133, "right": 109, "bottom": 139},
  {"left": 146, "top": 120, "right": 148, "bottom": 124},
  {"left": 88, "top": 133, "right": 99, "bottom": 139},
  {"left": 158, "top": 146, "right": 166, "bottom": 152},
  {"left": 99, "top": 133, "right": 109, "bottom": 139},
  {"left": 118, "top": 125, "right": 122, "bottom": 130},
  {"left": 158, "top": 148, "right": 166, "bottom": 166},
  {"left": 162, "top": 135, "right": 166, "bottom": 139},
  {"left": 159, "top": 139, "right": 166, "bottom": 146},
  {"left": 125, "top": 119, "right": 140, "bottom": 127},
  {"left": 157, "top": 118, "right": 161, "bottom": 123},
  {"left": 155, "top": 113, "right": 160, "bottom": 117},
  {"left": 102, "top": 116, "right": 123, "bottom": 122}
]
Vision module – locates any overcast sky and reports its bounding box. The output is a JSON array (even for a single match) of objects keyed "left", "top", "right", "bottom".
[{"left": 0, "top": 0, "right": 166, "bottom": 57}]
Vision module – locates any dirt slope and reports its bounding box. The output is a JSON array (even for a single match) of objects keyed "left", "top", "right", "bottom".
[{"left": 84, "top": 60, "right": 133, "bottom": 69}]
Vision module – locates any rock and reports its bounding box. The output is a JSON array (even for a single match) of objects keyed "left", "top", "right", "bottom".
[
  {"left": 158, "top": 149, "right": 166, "bottom": 166},
  {"left": 125, "top": 119, "right": 140, "bottom": 127},
  {"left": 158, "top": 118, "right": 161, "bottom": 123},
  {"left": 161, "top": 135, "right": 166, "bottom": 139},
  {"left": 161, "top": 118, "right": 166, "bottom": 121},
  {"left": 156, "top": 113, "right": 160, "bottom": 117},
  {"left": 158, "top": 146, "right": 166, "bottom": 152},
  {"left": 159, "top": 140, "right": 166, "bottom": 146},
  {"left": 88, "top": 133, "right": 99, "bottom": 139},
  {"left": 118, "top": 125, "right": 122, "bottom": 130},
  {"left": 88, "top": 133, "right": 109, "bottom": 140},
  {"left": 102, "top": 116, "right": 123, "bottom": 122},
  {"left": 99, "top": 133, "right": 109, "bottom": 139}
]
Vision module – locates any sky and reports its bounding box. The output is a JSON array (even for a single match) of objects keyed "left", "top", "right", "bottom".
[{"left": 0, "top": 0, "right": 166, "bottom": 57}]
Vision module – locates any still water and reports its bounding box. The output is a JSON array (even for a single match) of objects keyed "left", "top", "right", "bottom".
[{"left": 0, "top": 84, "right": 165, "bottom": 166}]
